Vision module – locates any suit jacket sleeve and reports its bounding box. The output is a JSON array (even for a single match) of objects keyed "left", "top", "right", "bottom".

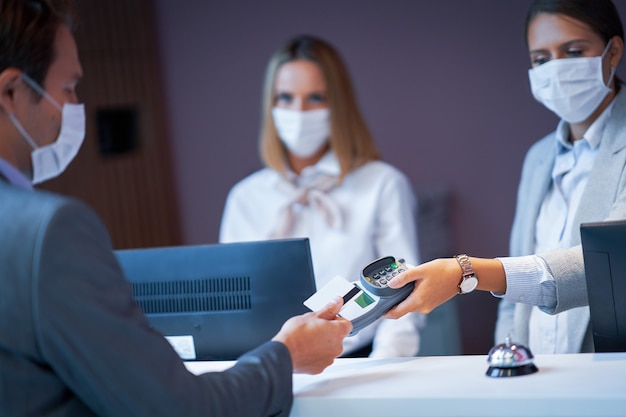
[
  {"left": 35, "top": 198, "right": 293, "bottom": 417},
  {"left": 540, "top": 187, "right": 626, "bottom": 314}
]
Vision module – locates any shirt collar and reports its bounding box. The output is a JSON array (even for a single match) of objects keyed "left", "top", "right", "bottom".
[
  {"left": 555, "top": 98, "right": 616, "bottom": 152},
  {"left": 286, "top": 150, "right": 341, "bottom": 182},
  {"left": 0, "top": 157, "right": 33, "bottom": 190}
]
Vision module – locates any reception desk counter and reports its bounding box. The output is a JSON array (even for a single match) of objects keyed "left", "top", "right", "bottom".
[{"left": 185, "top": 352, "right": 626, "bottom": 417}]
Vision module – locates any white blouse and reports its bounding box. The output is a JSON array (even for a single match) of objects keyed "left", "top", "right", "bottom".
[{"left": 220, "top": 151, "right": 425, "bottom": 357}]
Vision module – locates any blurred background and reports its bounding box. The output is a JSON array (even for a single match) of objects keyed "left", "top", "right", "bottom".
[{"left": 42, "top": 0, "right": 626, "bottom": 354}]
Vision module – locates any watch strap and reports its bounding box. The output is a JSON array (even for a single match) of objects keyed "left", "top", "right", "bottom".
[{"left": 455, "top": 254, "right": 476, "bottom": 294}]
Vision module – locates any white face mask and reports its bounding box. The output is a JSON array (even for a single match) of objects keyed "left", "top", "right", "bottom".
[
  {"left": 9, "top": 73, "right": 85, "bottom": 184},
  {"left": 272, "top": 107, "right": 330, "bottom": 158},
  {"left": 528, "top": 40, "right": 615, "bottom": 124}
]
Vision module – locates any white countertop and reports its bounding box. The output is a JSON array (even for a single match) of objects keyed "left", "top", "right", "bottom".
[{"left": 185, "top": 352, "right": 626, "bottom": 417}]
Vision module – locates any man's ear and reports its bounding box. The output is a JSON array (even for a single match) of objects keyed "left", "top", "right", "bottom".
[
  {"left": 0, "top": 68, "right": 24, "bottom": 116},
  {"left": 609, "top": 35, "right": 624, "bottom": 69}
]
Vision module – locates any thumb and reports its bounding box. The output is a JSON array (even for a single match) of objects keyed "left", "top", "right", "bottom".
[
  {"left": 315, "top": 296, "right": 344, "bottom": 320},
  {"left": 387, "top": 272, "right": 408, "bottom": 288},
  {"left": 388, "top": 268, "right": 415, "bottom": 288}
]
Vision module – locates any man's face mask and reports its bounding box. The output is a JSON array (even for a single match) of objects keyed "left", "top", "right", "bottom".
[{"left": 8, "top": 73, "right": 85, "bottom": 184}]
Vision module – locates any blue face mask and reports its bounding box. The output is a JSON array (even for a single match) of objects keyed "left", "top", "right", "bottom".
[{"left": 8, "top": 73, "right": 85, "bottom": 184}]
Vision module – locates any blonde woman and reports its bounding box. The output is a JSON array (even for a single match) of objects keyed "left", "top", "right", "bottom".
[{"left": 220, "top": 35, "right": 425, "bottom": 358}]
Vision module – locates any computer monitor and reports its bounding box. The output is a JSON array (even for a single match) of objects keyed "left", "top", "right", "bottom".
[
  {"left": 580, "top": 220, "right": 626, "bottom": 352},
  {"left": 115, "top": 238, "right": 316, "bottom": 361}
]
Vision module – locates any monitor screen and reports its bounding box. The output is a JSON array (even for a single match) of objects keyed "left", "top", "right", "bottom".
[
  {"left": 115, "top": 238, "right": 316, "bottom": 360},
  {"left": 580, "top": 220, "right": 626, "bottom": 352}
]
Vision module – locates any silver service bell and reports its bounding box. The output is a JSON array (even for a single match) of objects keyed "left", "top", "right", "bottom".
[{"left": 486, "top": 336, "right": 539, "bottom": 377}]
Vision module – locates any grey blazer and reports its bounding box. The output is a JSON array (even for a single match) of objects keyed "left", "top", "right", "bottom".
[
  {"left": 0, "top": 180, "right": 293, "bottom": 417},
  {"left": 495, "top": 88, "right": 626, "bottom": 351}
]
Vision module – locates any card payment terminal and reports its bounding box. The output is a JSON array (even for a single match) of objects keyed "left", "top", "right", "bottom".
[{"left": 304, "top": 256, "right": 415, "bottom": 336}]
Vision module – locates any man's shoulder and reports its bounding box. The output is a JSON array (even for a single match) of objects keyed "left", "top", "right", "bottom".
[
  {"left": 0, "top": 182, "right": 98, "bottom": 237},
  {"left": 0, "top": 182, "right": 85, "bottom": 215}
]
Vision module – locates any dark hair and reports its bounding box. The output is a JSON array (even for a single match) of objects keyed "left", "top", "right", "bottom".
[
  {"left": 0, "top": 0, "right": 75, "bottom": 86},
  {"left": 525, "top": 0, "right": 624, "bottom": 44},
  {"left": 525, "top": 0, "right": 624, "bottom": 87}
]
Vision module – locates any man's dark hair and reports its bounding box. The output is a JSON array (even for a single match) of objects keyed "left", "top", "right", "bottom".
[{"left": 0, "top": 0, "right": 75, "bottom": 86}]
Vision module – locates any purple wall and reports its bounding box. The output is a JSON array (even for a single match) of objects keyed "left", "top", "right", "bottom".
[{"left": 152, "top": 0, "right": 626, "bottom": 353}]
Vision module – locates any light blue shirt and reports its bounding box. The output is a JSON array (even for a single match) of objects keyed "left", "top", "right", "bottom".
[
  {"left": 0, "top": 157, "right": 32, "bottom": 190},
  {"left": 535, "top": 119, "right": 601, "bottom": 253}
]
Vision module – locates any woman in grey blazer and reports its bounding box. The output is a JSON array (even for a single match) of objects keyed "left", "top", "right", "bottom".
[{"left": 385, "top": 0, "right": 626, "bottom": 354}]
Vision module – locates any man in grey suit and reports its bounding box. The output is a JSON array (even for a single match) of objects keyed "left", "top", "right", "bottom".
[{"left": 0, "top": 1, "right": 352, "bottom": 416}]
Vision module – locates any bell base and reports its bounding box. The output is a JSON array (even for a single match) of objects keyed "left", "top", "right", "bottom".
[{"left": 486, "top": 364, "right": 538, "bottom": 378}]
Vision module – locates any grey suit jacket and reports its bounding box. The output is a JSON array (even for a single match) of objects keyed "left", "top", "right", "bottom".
[
  {"left": 0, "top": 180, "right": 293, "bottom": 417},
  {"left": 495, "top": 88, "right": 626, "bottom": 351}
]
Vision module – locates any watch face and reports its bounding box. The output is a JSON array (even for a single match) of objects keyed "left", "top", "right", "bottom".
[{"left": 460, "top": 276, "right": 478, "bottom": 294}]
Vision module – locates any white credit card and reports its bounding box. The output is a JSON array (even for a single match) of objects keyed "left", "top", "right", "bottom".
[
  {"left": 304, "top": 275, "right": 354, "bottom": 311},
  {"left": 303, "top": 275, "right": 378, "bottom": 321}
]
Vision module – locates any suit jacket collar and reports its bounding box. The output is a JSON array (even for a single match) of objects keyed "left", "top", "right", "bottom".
[
  {"left": 517, "top": 139, "right": 555, "bottom": 256},
  {"left": 601, "top": 88, "right": 626, "bottom": 155},
  {"left": 570, "top": 88, "right": 626, "bottom": 243},
  {"left": 0, "top": 157, "right": 32, "bottom": 190}
]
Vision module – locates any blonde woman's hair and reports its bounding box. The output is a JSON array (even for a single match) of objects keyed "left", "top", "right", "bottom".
[{"left": 259, "top": 35, "right": 380, "bottom": 179}]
